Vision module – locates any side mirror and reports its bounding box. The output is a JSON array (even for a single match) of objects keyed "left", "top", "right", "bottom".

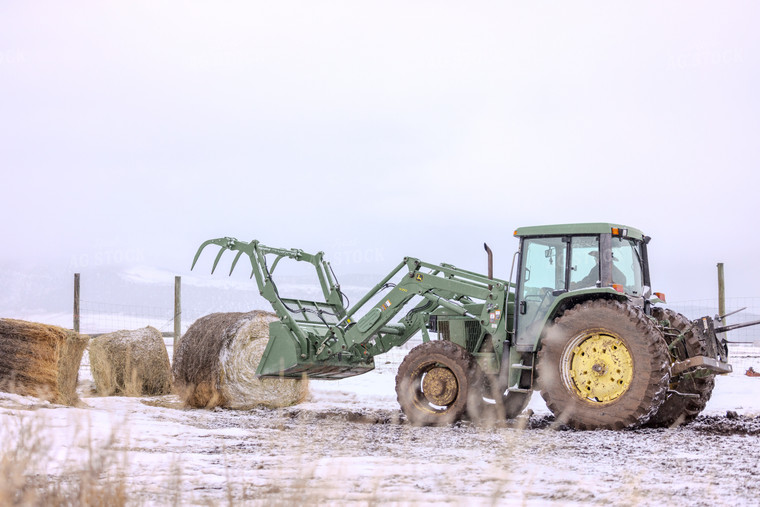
[{"left": 545, "top": 247, "right": 554, "bottom": 265}]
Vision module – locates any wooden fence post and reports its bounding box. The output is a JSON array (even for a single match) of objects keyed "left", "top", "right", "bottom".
[
  {"left": 73, "top": 273, "right": 80, "bottom": 333},
  {"left": 174, "top": 276, "right": 181, "bottom": 349},
  {"left": 717, "top": 263, "right": 726, "bottom": 322}
]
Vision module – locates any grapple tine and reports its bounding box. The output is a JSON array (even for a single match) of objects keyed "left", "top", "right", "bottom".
[
  {"left": 229, "top": 250, "right": 245, "bottom": 276},
  {"left": 211, "top": 247, "right": 228, "bottom": 274},
  {"left": 192, "top": 236, "right": 258, "bottom": 278},
  {"left": 191, "top": 239, "right": 221, "bottom": 270}
]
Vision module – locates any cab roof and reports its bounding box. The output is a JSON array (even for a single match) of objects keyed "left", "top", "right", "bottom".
[{"left": 514, "top": 223, "right": 645, "bottom": 241}]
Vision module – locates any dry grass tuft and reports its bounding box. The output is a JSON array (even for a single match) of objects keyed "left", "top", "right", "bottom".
[
  {"left": 89, "top": 326, "right": 172, "bottom": 397},
  {"left": 172, "top": 311, "right": 308, "bottom": 409},
  {"left": 0, "top": 318, "right": 88, "bottom": 406},
  {"left": 0, "top": 414, "right": 127, "bottom": 506}
]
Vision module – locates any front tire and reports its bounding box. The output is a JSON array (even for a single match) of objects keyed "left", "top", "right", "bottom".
[
  {"left": 537, "top": 300, "right": 670, "bottom": 430},
  {"left": 396, "top": 341, "right": 479, "bottom": 426}
]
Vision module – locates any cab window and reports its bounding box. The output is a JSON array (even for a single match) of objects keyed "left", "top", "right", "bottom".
[
  {"left": 520, "top": 237, "right": 567, "bottom": 300},
  {"left": 569, "top": 236, "right": 600, "bottom": 290},
  {"left": 611, "top": 237, "right": 645, "bottom": 295}
]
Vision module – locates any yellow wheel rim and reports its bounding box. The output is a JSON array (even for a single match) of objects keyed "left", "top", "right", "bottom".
[
  {"left": 566, "top": 332, "right": 633, "bottom": 404},
  {"left": 422, "top": 367, "right": 458, "bottom": 406}
]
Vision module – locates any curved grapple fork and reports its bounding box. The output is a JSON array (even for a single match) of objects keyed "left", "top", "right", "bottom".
[{"left": 191, "top": 237, "right": 258, "bottom": 278}]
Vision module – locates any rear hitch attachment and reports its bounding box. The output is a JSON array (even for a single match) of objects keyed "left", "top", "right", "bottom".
[{"left": 670, "top": 356, "right": 733, "bottom": 376}]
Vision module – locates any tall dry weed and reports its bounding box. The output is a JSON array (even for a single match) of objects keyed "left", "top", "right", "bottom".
[{"left": 0, "top": 414, "right": 128, "bottom": 506}]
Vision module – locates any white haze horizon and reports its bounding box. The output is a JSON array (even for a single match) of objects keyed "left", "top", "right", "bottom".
[{"left": 2, "top": 1, "right": 759, "bottom": 318}]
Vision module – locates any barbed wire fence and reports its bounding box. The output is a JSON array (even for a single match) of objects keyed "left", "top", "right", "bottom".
[
  {"left": 669, "top": 297, "right": 760, "bottom": 343},
  {"left": 75, "top": 300, "right": 177, "bottom": 370},
  {"left": 78, "top": 301, "right": 176, "bottom": 335},
  {"left": 668, "top": 297, "right": 760, "bottom": 374},
  {"left": 78, "top": 303, "right": 760, "bottom": 372},
  {"left": 64, "top": 264, "right": 759, "bottom": 374}
]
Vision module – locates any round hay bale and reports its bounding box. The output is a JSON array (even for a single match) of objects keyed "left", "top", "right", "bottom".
[
  {"left": 172, "top": 311, "right": 308, "bottom": 409},
  {"left": 89, "top": 326, "right": 172, "bottom": 396},
  {"left": 0, "top": 318, "right": 88, "bottom": 406}
]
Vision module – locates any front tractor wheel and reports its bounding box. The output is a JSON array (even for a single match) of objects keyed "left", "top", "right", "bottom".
[
  {"left": 537, "top": 300, "right": 670, "bottom": 430},
  {"left": 395, "top": 341, "right": 479, "bottom": 426}
]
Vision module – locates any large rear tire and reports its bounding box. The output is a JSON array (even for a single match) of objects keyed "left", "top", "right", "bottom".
[
  {"left": 396, "top": 341, "right": 479, "bottom": 426},
  {"left": 537, "top": 300, "right": 670, "bottom": 430},
  {"left": 646, "top": 308, "right": 716, "bottom": 427}
]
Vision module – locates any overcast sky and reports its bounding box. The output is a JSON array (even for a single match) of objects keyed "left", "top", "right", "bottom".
[{"left": 1, "top": 1, "right": 758, "bottom": 305}]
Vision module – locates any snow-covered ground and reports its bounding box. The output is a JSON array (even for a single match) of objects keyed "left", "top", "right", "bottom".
[{"left": 1, "top": 342, "right": 759, "bottom": 505}]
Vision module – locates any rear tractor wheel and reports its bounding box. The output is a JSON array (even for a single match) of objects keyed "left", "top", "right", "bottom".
[
  {"left": 537, "top": 300, "right": 670, "bottom": 430},
  {"left": 646, "top": 308, "right": 716, "bottom": 427},
  {"left": 395, "top": 341, "right": 479, "bottom": 426}
]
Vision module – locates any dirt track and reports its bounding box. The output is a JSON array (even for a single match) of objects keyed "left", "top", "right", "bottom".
[
  {"left": 3, "top": 388, "right": 760, "bottom": 506},
  {"left": 3, "top": 344, "right": 760, "bottom": 506},
  {"left": 128, "top": 400, "right": 760, "bottom": 506}
]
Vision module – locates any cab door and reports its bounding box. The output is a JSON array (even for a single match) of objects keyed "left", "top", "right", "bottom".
[{"left": 515, "top": 236, "right": 567, "bottom": 349}]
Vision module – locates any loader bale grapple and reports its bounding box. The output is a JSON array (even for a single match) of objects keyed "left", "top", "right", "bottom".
[
  {"left": 192, "top": 223, "right": 755, "bottom": 429},
  {"left": 192, "top": 237, "right": 511, "bottom": 381}
]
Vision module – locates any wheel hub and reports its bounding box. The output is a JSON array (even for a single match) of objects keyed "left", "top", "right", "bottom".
[
  {"left": 567, "top": 332, "right": 633, "bottom": 403},
  {"left": 422, "top": 367, "right": 458, "bottom": 406}
]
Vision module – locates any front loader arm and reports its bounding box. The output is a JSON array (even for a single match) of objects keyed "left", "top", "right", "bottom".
[
  {"left": 192, "top": 237, "right": 511, "bottom": 379},
  {"left": 337, "top": 257, "right": 508, "bottom": 358}
]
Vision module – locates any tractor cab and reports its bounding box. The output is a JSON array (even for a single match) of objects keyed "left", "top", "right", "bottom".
[{"left": 512, "top": 223, "right": 651, "bottom": 351}]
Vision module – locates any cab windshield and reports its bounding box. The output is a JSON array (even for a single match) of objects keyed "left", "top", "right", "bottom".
[{"left": 519, "top": 234, "right": 647, "bottom": 299}]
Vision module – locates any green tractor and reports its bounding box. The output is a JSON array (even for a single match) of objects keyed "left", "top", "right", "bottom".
[{"left": 192, "top": 223, "right": 748, "bottom": 430}]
